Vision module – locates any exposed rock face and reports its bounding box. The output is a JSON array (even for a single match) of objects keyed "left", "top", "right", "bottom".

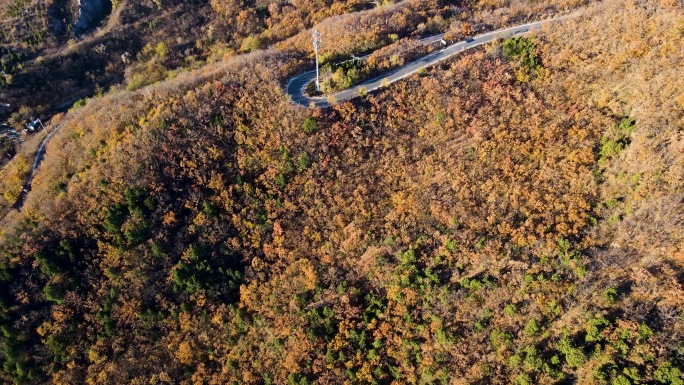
[{"left": 74, "top": 0, "right": 111, "bottom": 34}]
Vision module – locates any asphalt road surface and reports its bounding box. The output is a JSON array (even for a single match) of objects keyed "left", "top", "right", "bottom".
[{"left": 286, "top": 20, "right": 551, "bottom": 108}]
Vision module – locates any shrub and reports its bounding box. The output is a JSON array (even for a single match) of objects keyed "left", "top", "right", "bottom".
[
  {"left": 558, "top": 238, "right": 572, "bottom": 253},
  {"left": 623, "top": 367, "right": 641, "bottom": 382},
  {"left": 613, "top": 375, "right": 632, "bottom": 385},
  {"left": 637, "top": 323, "right": 654, "bottom": 341},
  {"left": 103, "top": 203, "right": 129, "bottom": 234},
  {"left": 523, "top": 345, "right": 543, "bottom": 371},
  {"left": 556, "top": 336, "right": 586, "bottom": 367},
  {"left": 490, "top": 329, "right": 513, "bottom": 348},
  {"left": 509, "top": 354, "right": 522, "bottom": 368},
  {"left": 297, "top": 152, "right": 309, "bottom": 172},
  {"left": 302, "top": 116, "right": 317, "bottom": 134},
  {"left": 43, "top": 283, "right": 65, "bottom": 304},
  {"left": 125, "top": 186, "right": 155, "bottom": 214},
  {"left": 586, "top": 316, "right": 611, "bottom": 342},
  {"left": 525, "top": 319, "right": 540, "bottom": 336},
  {"left": 618, "top": 117, "right": 636, "bottom": 134},
  {"left": 34, "top": 251, "right": 61, "bottom": 278},
  {"left": 515, "top": 373, "right": 532, "bottom": 385},
  {"left": 172, "top": 245, "right": 242, "bottom": 296},
  {"left": 123, "top": 221, "right": 149, "bottom": 246},
  {"left": 240, "top": 36, "right": 261, "bottom": 52},
  {"left": 606, "top": 198, "right": 618, "bottom": 209},
  {"left": 71, "top": 98, "right": 87, "bottom": 110},
  {"left": 45, "top": 331, "right": 69, "bottom": 363},
  {"left": 613, "top": 335, "right": 630, "bottom": 355},
  {"left": 502, "top": 37, "right": 541, "bottom": 70},
  {"left": 151, "top": 242, "right": 166, "bottom": 258},
  {"left": 274, "top": 173, "right": 287, "bottom": 190},
  {"left": 653, "top": 362, "right": 683, "bottom": 385},
  {"left": 202, "top": 201, "right": 219, "bottom": 218},
  {"left": 603, "top": 287, "right": 618, "bottom": 305},
  {"left": 474, "top": 236, "right": 486, "bottom": 250},
  {"left": 287, "top": 372, "right": 310, "bottom": 385},
  {"left": 172, "top": 260, "right": 211, "bottom": 294},
  {"left": 125, "top": 53, "right": 170, "bottom": 90},
  {"left": 595, "top": 363, "right": 618, "bottom": 380},
  {"left": 319, "top": 60, "right": 365, "bottom": 93},
  {"left": 600, "top": 138, "right": 626, "bottom": 158},
  {"left": 445, "top": 239, "right": 457, "bottom": 252},
  {"left": 505, "top": 304, "right": 517, "bottom": 317},
  {"left": 598, "top": 134, "right": 630, "bottom": 165}
]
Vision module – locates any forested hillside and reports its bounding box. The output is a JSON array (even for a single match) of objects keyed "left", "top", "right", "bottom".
[
  {"left": 0, "top": 0, "right": 579, "bottom": 169},
  {"left": 0, "top": 0, "right": 683, "bottom": 384}
]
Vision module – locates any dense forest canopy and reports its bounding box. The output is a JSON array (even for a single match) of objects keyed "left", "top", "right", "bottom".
[{"left": 0, "top": 0, "right": 683, "bottom": 384}]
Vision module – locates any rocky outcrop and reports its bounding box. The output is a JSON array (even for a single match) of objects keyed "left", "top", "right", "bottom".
[{"left": 74, "top": 0, "right": 111, "bottom": 34}]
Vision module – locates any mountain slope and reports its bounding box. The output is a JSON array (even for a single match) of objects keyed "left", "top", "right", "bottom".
[{"left": 0, "top": 0, "right": 682, "bottom": 383}]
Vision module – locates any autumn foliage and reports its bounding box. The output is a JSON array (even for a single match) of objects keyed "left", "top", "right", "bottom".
[{"left": 0, "top": 0, "right": 683, "bottom": 384}]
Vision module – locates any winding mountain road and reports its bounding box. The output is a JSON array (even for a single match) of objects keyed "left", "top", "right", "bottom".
[
  {"left": 3, "top": 19, "right": 559, "bottom": 218},
  {"left": 10, "top": 124, "right": 64, "bottom": 210},
  {"left": 286, "top": 20, "right": 552, "bottom": 108},
  {"left": 3, "top": 95, "right": 89, "bottom": 216}
]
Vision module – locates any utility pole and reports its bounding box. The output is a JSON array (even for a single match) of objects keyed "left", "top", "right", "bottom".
[{"left": 313, "top": 29, "right": 322, "bottom": 91}]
